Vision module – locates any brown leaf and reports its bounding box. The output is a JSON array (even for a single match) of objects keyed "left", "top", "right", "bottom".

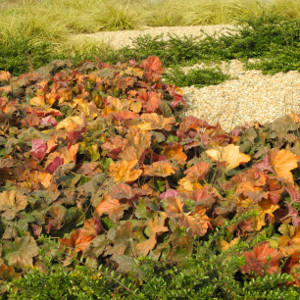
[
  {"left": 240, "top": 242, "right": 282, "bottom": 276},
  {"left": 0, "top": 190, "right": 28, "bottom": 220},
  {"left": 110, "top": 183, "right": 134, "bottom": 200},
  {"left": 184, "top": 162, "right": 210, "bottom": 182},
  {"left": 135, "top": 235, "right": 157, "bottom": 257},
  {"left": 3, "top": 236, "right": 39, "bottom": 270}
]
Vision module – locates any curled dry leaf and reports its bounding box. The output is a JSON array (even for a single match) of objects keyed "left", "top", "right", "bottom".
[{"left": 0, "top": 190, "right": 28, "bottom": 220}]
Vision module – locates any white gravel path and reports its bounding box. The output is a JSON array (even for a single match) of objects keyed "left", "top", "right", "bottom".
[
  {"left": 79, "top": 26, "right": 300, "bottom": 132},
  {"left": 77, "top": 25, "right": 239, "bottom": 49},
  {"left": 180, "top": 60, "right": 300, "bottom": 132}
]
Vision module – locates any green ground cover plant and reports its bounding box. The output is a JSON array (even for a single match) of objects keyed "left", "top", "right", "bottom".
[
  {"left": 163, "top": 66, "right": 231, "bottom": 88},
  {"left": 6, "top": 215, "right": 300, "bottom": 299},
  {"left": 2, "top": 14, "right": 300, "bottom": 79},
  {"left": 0, "top": 56, "right": 299, "bottom": 298},
  {"left": 118, "top": 15, "right": 300, "bottom": 74}
]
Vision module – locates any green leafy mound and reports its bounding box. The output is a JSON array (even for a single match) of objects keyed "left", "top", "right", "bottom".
[{"left": 0, "top": 56, "right": 300, "bottom": 296}]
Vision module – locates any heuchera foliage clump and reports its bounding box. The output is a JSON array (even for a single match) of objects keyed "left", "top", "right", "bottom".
[{"left": 0, "top": 56, "right": 299, "bottom": 287}]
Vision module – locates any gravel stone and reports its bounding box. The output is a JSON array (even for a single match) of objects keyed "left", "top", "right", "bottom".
[
  {"left": 181, "top": 60, "right": 300, "bottom": 132},
  {"left": 82, "top": 26, "right": 300, "bottom": 133},
  {"left": 78, "top": 25, "right": 239, "bottom": 49}
]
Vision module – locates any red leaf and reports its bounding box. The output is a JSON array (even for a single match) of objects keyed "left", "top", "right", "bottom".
[
  {"left": 137, "top": 90, "right": 161, "bottom": 113},
  {"left": 41, "top": 116, "right": 58, "bottom": 127},
  {"left": 141, "top": 56, "right": 163, "bottom": 82},
  {"left": 160, "top": 189, "right": 179, "bottom": 199},
  {"left": 46, "top": 157, "right": 64, "bottom": 173},
  {"left": 30, "top": 139, "right": 47, "bottom": 161}
]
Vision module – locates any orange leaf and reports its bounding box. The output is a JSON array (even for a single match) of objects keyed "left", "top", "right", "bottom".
[
  {"left": 147, "top": 213, "right": 168, "bottom": 236},
  {"left": 184, "top": 162, "right": 210, "bottom": 182},
  {"left": 269, "top": 149, "right": 300, "bottom": 183},
  {"left": 0, "top": 71, "right": 11, "bottom": 82},
  {"left": 141, "top": 56, "right": 163, "bottom": 82},
  {"left": 163, "top": 143, "right": 187, "bottom": 167},
  {"left": 95, "top": 195, "right": 129, "bottom": 222},
  {"left": 165, "top": 198, "right": 211, "bottom": 236},
  {"left": 120, "top": 127, "right": 151, "bottom": 161},
  {"left": 58, "top": 218, "right": 97, "bottom": 257},
  {"left": 138, "top": 113, "right": 175, "bottom": 131},
  {"left": 109, "top": 159, "right": 142, "bottom": 183},
  {"left": 143, "top": 161, "right": 176, "bottom": 177}
]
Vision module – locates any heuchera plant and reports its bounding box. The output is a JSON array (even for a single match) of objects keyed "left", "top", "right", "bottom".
[{"left": 0, "top": 56, "right": 299, "bottom": 287}]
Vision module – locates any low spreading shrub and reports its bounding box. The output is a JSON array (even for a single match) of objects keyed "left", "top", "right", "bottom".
[{"left": 163, "top": 66, "right": 231, "bottom": 87}]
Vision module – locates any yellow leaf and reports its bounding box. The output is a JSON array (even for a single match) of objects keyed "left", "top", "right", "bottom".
[
  {"left": 218, "top": 237, "right": 240, "bottom": 252},
  {"left": 56, "top": 115, "right": 85, "bottom": 131},
  {"left": 177, "top": 177, "right": 194, "bottom": 192},
  {"left": 130, "top": 102, "right": 142, "bottom": 113},
  {"left": 279, "top": 226, "right": 300, "bottom": 256},
  {"left": 254, "top": 199, "right": 280, "bottom": 231},
  {"left": 30, "top": 95, "right": 45, "bottom": 107},
  {"left": 206, "top": 144, "right": 250, "bottom": 171}
]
